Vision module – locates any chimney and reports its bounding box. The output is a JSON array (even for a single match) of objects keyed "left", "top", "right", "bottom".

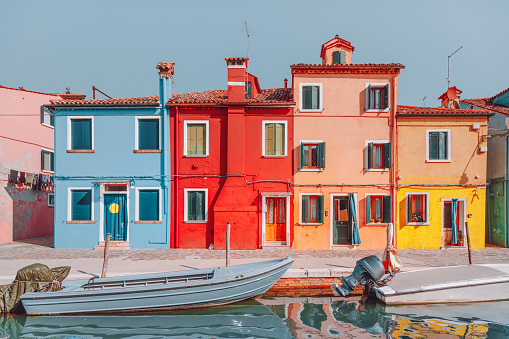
[
  {"left": 225, "top": 57, "right": 248, "bottom": 102},
  {"left": 438, "top": 86, "right": 462, "bottom": 108},
  {"left": 284, "top": 78, "right": 288, "bottom": 89},
  {"left": 156, "top": 62, "right": 174, "bottom": 105}
]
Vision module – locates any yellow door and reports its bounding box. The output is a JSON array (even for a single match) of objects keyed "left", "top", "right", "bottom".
[{"left": 266, "top": 197, "right": 286, "bottom": 241}]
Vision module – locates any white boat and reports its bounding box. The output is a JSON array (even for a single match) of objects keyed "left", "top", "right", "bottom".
[{"left": 20, "top": 257, "right": 293, "bottom": 315}]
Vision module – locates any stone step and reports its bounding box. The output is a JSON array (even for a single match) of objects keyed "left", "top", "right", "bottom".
[{"left": 95, "top": 241, "right": 130, "bottom": 251}]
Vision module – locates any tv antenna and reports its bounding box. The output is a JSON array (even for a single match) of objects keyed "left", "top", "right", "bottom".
[
  {"left": 422, "top": 96, "right": 427, "bottom": 107},
  {"left": 245, "top": 21, "right": 250, "bottom": 60},
  {"left": 447, "top": 46, "right": 463, "bottom": 89}
]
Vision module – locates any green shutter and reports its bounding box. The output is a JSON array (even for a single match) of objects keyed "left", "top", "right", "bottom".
[
  {"left": 365, "top": 195, "right": 371, "bottom": 222},
  {"left": 367, "top": 143, "right": 373, "bottom": 169},
  {"left": 302, "top": 195, "right": 309, "bottom": 223},
  {"left": 245, "top": 81, "right": 252, "bottom": 99},
  {"left": 41, "top": 150, "right": 44, "bottom": 171},
  {"left": 332, "top": 51, "right": 340, "bottom": 64},
  {"left": 302, "top": 86, "right": 310, "bottom": 110},
  {"left": 383, "top": 195, "right": 391, "bottom": 223},
  {"left": 50, "top": 152, "right": 54, "bottom": 172},
  {"left": 407, "top": 195, "right": 412, "bottom": 222},
  {"left": 318, "top": 142, "right": 325, "bottom": 169},
  {"left": 49, "top": 109, "right": 55, "bottom": 127},
  {"left": 383, "top": 143, "right": 391, "bottom": 169},
  {"left": 384, "top": 84, "right": 389, "bottom": 109},
  {"left": 40, "top": 106, "right": 45, "bottom": 123},
  {"left": 439, "top": 131, "right": 447, "bottom": 160},
  {"left": 196, "top": 191, "right": 204, "bottom": 220},
  {"left": 187, "top": 192, "right": 195, "bottom": 220},
  {"left": 312, "top": 86, "right": 320, "bottom": 109},
  {"left": 367, "top": 85, "right": 372, "bottom": 110},
  {"left": 318, "top": 195, "right": 324, "bottom": 224},
  {"left": 429, "top": 132, "right": 439, "bottom": 160},
  {"left": 300, "top": 142, "right": 304, "bottom": 169},
  {"left": 339, "top": 51, "right": 346, "bottom": 64}
]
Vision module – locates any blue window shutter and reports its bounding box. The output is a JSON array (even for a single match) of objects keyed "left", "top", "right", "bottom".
[
  {"left": 40, "top": 106, "right": 44, "bottom": 123},
  {"left": 339, "top": 51, "right": 346, "bottom": 64},
  {"left": 72, "top": 190, "right": 91, "bottom": 221},
  {"left": 367, "top": 143, "right": 373, "bottom": 169},
  {"left": 318, "top": 195, "right": 324, "bottom": 224},
  {"left": 383, "top": 142, "right": 391, "bottom": 169},
  {"left": 384, "top": 84, "right": 389, "bottom": 109},
  {"left": 139, "top": 190, "right": 159, "bottom": 221},
  {"left": 81, "top": 119, "right": 92, "bottom": 150},
  {"left": 139, "top": 120, "right": 159, "bottom": 150},
  {"left": 50, "top": 110, "right": 55, "bottom": 127},
  {"left": 383, "top": 195, "right": 391, "bottom": 223},
  {"left": 302, "top": 195, "right": 309, "bottom": 223},
  {"left": 318, "top": 142, "right": 326, "bottom": 169},
  {"left": 332, "top": 51, "right": 340, "bottom": 64},
  {"left": 71, "top": 120, "right": 82, "bottom": 149},
  {"left": 366, "top": 195, "right": 371, "bottom": 222}
]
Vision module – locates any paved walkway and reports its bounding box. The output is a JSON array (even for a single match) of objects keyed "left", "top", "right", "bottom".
[{"left": 1, "top": 237, "right": 509, "bottom": 284}]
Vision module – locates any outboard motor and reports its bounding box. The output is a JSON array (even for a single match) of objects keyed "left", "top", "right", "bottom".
[{"left": 332, "top": 256, "right": 385, "bottom": 297}]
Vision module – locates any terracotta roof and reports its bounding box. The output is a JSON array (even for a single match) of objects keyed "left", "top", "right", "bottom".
[
  {"left": 486, "top": 87, "right": 509, "bottom": 102},
  {"left": 397, "top": 105, "right": 491, "bottom": 116},
  {"left": 50, "top": 96, "right": 159, "bottom": 106},
  {"left": 459, "top": 98, "right": 509, "bottom": 115},
  {"left": 169, "top": 88, "right": 293, "bottom": 105},
  {"left": 291, "top": 63, "right": 405, "bottom": 75}
]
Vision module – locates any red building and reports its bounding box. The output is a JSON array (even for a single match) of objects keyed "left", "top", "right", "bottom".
[{"left": 168, "top": 58, "right": 295, "bottom": 249}]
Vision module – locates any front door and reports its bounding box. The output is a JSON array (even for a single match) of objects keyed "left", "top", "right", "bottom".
[
  {"left": 265, "top": 197, "right": 286, "bottom": 241},
  {"left": 104, "top": 194, "right": 127, "bottom": 241},
  {"left": 443, "top": 201, "right": 461, "bottom": 246},
  {"left": 333, "top": 196, "right": 351, "bottom": 245}
]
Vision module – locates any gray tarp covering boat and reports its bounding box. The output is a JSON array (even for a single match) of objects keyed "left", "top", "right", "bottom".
[{"left": 20, "top": 257, "right": 293, "bottom": 315}]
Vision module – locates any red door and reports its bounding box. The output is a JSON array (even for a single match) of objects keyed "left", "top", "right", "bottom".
[{"left": 266, "top": 198, "right": 286, "bottom": 241}]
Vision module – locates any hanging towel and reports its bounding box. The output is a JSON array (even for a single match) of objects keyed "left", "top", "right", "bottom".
[
  {"left": 38, "top": 174, "right": 44, "bottom": 191},
  {"left": 9, "top": 170, "right": 18, "bottom": 184},
  {"left": 26, "top": 173, "right": 34, "bottom": 187},
  {"left": 50, "top": 175, "right": 54, "bottom": 184},
  {"left": 18, "top": 172, "right": 26, "bottom": 184}
]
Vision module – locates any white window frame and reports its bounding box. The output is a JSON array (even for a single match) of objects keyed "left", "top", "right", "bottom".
[
  {"left": 365, "top": 140, "right": 389, "bottom": 172},
  {"left": 41, "top": 106, "right": 54, "bottom": 128},
  {"left": 135, "top": 116, "right": 162, "bottom": 151},
  {"left": 299, "top": 192, "right": 324, "bottom": 225},
  {"left": 262, "top": 120, "right": 288, "bottom": 157},
  {"left": 41, "top": 148, "right": 54, "bottom": 173},
  {"left": 405, "top": 192, "right": 430, "bottom": 226},
  {"left": 365, "top": 83, "right": 389, "bottom": 112},
  {"left": 365, "top": 192, "right": 389, "bottom": 225},
  {"left": 426, "top": 129, "right": 451, "bottom": 163},
  {"left": 48, "top": 193, "right": 55, "bottom": 207},
  {"left": 67, "top": 116, "right": 95, "bottom": 151},
  {"left": 299, "top": 83, "right": 323, "bottom": 112},
  {"left": 300, "top": 140, "right": 324, "bottom": 171},
  {"left": 184, "top": 188, "right": 208, "bottom": 223},
  {"left": 67, "top": 187, "right": 94, "bottom": 221},
  {"left": 135, "top": 187, "right": 162, "bottom": 221},
  {"left": 183, "top": 120, "right": 209, "bottom": 157}
]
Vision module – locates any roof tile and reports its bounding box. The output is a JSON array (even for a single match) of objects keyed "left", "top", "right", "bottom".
[
  {"left": 459, "top": 97, "right": 509, "bottom": 116},
  {"left": 397, "top": 105, "right": 491, "bottom": 116},
  {"left": 51, "top": 96, "right": 159, "bottom": 106},
  {"left": 169, "top": 88, "right": 293, "bottom": 104}
]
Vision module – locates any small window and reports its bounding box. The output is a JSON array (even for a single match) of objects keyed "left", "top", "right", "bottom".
[
  {"left": 41, "top": 106, "right": 54, "bottom": 127},
  {"left": 104, "top": 184, "right": 128, "bottom": 192},
  {"left": 184, "top": 121, "right": 209, "bottom": 156},
  {"left": 137, "top": 118, "right": 160, "bottom": 150},
  {"left": 70, "top": 118, "right": 93, "bottom": 150},
  {"left": 427, "top": 130, "right": 450, "bottom": 162},
  {"left": 41, "top": 149, "right": 54, "bottom": 172},
  {"left": 366, "top": 84, "right": 389, "bottom": 110},
  {"left": 332, "top": 51, "right": 346, "bottom": 65},
  {"left": 264, "top": 121, "right": 287, "bottom": 156},
  {"left": 300, "top": 142, "right": 325, "bottom": 169},
  {"left": 406, "top": 193, "right": 429, "bottom": 225},
  {"left": 70, "top": 189, "right": 92, "bottom": 221},
  {"left": 301, "top": 194, "right": 324, "bottom": 224},
  {"left": 366, "top": 142, "right": 391, "bottom": 170},
  {"left": 365, "top": 195, "right": 391, "bottom": 224},
  {"left": 185, "top": 189, "right": 207, "bottom": 222},
  {"left": 300, "top": 83, "right": 323, "bottom": 112},
  {"left": 245, "top": 81, "right": 252, "bottom": 99},
  {"left": 48, "top": 193, "right": 55, "bottom": 207},
  {"left": 138, "top": 189, "right": 160, "bottom": 221}
]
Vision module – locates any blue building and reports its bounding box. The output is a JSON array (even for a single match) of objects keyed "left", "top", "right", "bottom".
[{"left": 49, "top": 63, "right": 173, "bottom": 248}]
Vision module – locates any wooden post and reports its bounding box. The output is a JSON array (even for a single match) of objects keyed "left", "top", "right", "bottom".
[
  {"left": 465, "top": 222, "right": 473, "bottom": 265},
  {"left": 101, "top": 233, "right": 111, "bottom": 278},
  {"left": 226, "top": 222, "right": 231, "bottom": 267}
]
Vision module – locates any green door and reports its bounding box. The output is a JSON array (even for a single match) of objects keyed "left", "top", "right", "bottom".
[
  {"left": 333, "top": 196, "right": 351, "bottom": 245},
  {"left": 104, "top": 194, "right": 127, "bottom": 241}
]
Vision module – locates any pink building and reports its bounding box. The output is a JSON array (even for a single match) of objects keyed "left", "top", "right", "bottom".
[{"left": 0, "top": 85, "right": 61, "bottom": 242}]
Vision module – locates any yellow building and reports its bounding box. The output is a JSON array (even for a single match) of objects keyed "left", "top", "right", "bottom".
[{"left": 396, "top": 102, "right": 491, "bottom": 249}]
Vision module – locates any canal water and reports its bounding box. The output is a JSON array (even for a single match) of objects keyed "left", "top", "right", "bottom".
[{"left": 1, "top": 297, "right": 508, "bottom": 338}]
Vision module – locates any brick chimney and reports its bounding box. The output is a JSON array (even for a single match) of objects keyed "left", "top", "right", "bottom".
[
  {"left": 438, "top": 86, "right": 462, "bottom": 108},
  {"left": 320, "top": 35, "right": 355, "bottom": 65},
  {"left": 225, "top": 57, "right": 248, "bottom": 102}
]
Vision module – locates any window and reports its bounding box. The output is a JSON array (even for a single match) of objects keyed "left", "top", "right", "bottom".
[
  {"left": 41, "top": 106, "right": 54, "bottom": 127},
  {"left": 136, "top": 118, "right": 160, "bottom": 151},
  {"left": 301, "top": 194, "right": 324, "bottom": 224},
  {"left": 137, "top": 188, "right": 161, "bottom": 221},
  {"left": 245, "top": 81, "right": 252, "bottom": 99},
  {"left": 427, "top": 129, "right": 450, "bottom": 162},
  {"left": 300, "top": 142, "right": 325, "bottom": 170},
  {"left": 184, "top": 121, "right": 209, "bottom": 156},
  {"left": 300, "top": 83, "right": 323, "bottom": 112},
  {"left": 366, "top": 142, "right": 391, "bottom": 170},
  {"left": 263, "top": 121, "right": 287, "bottom": 156},
  {"left": 41, "top": 149, "right": 54, "bottom": 172},
  {"left": 48, "top": 193, "right": 55, "bottom": 207},
  {"left": 366, "top": 84, "right": 389, "bottom": 110},
  {"left": 68, "top": 117, "right": 93, "bottom": 151},
  {"left": 185, "top": 189, "right": 207, "bottom": 222},
  {"left": 365, "top": 195, "right": 391, "bottom": 224},
  {"left": 406, "top": 193, "right": 430, "bottom": 225},
  {"left": 69, "top": 189, "right": 92, "bottom": 221},
  {"left": 332, "top": 50, "right": 346, "bottom": 64}
]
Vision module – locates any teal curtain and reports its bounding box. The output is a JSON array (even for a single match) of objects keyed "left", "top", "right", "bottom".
[
  {"left": 349, "top": 193, "right": 361, "bottom": 245},
  {"left": 104, "top": 194, "right": 127, "bottom": 241},
  {"left": 451, "top": 199, "right": 458, "bottom": 245}
]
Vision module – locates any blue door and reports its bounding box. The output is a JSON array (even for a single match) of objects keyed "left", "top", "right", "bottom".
[{"left": 104, "top": 194, "right": 127, "bottom": 241}]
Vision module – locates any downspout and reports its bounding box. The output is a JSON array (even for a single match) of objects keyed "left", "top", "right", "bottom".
[
  {"left": 487, "top": 178, "right": 492, "bottom": 244},
  {"left": 506, "top": 136, "right": 508, "bottom": 247},
  {"left": 175, "top": 106, "right": 180, "bottom": 248},
  {"left": 391, "top": 76, "right": 398, "bottom": 248}
]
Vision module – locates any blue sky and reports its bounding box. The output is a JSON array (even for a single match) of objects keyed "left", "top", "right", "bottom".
[{"left": 1, "top": 0, "right": 507, "bottom": 106}]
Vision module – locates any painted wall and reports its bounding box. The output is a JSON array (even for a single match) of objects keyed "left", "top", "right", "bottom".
[{"left": 0, "top": 87, "right": 58, "bottom": 242}]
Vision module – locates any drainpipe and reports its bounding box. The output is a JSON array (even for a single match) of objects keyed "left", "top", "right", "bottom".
[
  {"left": 506, "top": 136, "right": 509, "bottom": 247},
  {"left": 487, "top": 178, "right": 492, "bottom": 244},
  {"left": 175, "top": 106, "right": 180, "bottom": 248}
]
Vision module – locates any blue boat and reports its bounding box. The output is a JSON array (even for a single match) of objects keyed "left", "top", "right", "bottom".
[{"left": 20, "top": 257, "right": 293, "bottom": 315}]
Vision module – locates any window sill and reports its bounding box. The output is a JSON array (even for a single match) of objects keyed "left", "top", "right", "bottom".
[
  {"left": 300, "top": 109, "right": 323, "bottom": 113},
  {"left": 134, "top": 150, "right": 162, "bottom": 153},
  {"left": 364, "top": 223, "right": 389, "bottom": 226},
  {"left": 67, "top": 220, "right": 95, "bottom": 224},
  {"left": 300, "top": 168, "right": 323, "bottom": 172},
  {"left": 41, "top": 170, "right": 54, "bottom": 174},
  {"left": 42, "top": 123, "right": 54, "bottom": 129},
  {"left": 184, "top": 220, "right": 208, "bottom": 223},
  {"left": 184, "top": 155, "right": 208, "bottom": 158},
  {"left": 263, "top": 155, "right": 286, "bottom": 158},
  {"left": 365, "top": 108, "right": 389, "bottom": 113},
  {"left": 135, "top": 220, "right": 162, "bottom": 224},
  {"left": 365, "top": 168, "right": 389, "bottom": 172},
  {"left": 67, "top": 150, "right": 95, "bottom": 153},
  {"left": 298, "top": 223, "right": 322, "bottom": 226},
  {"left": 426, "top": 159, "right": 451, "bottom": 163},
  {"left": 406, "top": 222, "right": 430, "bottom": 226}
]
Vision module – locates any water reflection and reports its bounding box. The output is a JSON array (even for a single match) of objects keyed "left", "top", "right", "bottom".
[{"left": 2, "top": 298, "right": 509, "bottom": 338}]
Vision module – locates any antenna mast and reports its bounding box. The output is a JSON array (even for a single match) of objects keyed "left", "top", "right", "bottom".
[
  {"left": 245, "top": 21, "right": 250, "bottom": 60},
  {"left": 447, "top": 46, "right": 463, "bottom": 89}
]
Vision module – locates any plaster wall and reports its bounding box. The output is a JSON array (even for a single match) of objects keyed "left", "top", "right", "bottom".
[{"left": 486, "top": 113, "right": 508, "bottom": 180}]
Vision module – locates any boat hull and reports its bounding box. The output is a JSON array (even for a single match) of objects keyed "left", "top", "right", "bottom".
[{"left": 20, "top": 257, "right": 293, "bottom": 315}]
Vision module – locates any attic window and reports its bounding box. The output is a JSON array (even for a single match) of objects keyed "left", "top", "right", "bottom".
[
  {"left": 245, "top": 81, "right": 252, "bottom": 99},
  {"left": 332, "top": 51, "right": 346, "bottom": 65},
  {"left": 228, "top": 61, "right": 245, "bottom": 67}
]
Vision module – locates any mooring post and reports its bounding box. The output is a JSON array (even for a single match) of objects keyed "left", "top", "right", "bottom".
[
  {"left": 465, "top": 222, "right": 473, "bottom": 265},
  {"left": 226, "top": 222, "right": 231, "bottom": 267},
  {"left": 101, "top": 233, "right": 111, "bottom": 278}
]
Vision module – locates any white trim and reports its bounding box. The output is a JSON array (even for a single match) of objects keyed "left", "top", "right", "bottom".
[
  {"left": 299, "top": 192, "right": 324, "bottom": 225},
  {"left": 365, "top": 192, "right": 389, "bottom": 225},
  {"left": 99, "top": 183, "right": 130, "bottom": 242},
  {"left": 261, "top": 194, "right": 291, "bottom": 247},
  {"left": 183, "top": 120, "right": 209, "bottom": 157},
  {"left": 426, "top": 129, "right": 451, "bottom": 163},
  {"left": 67, "top": 187, "right": 94, "bottom": 221},
  {"left": 135, "top": 187, "right": 163, "bottom": 221},
  {"left": 135, "top": 116, "right": 162, "bottom": 151},
  {"left": 440, "top": 198, "right": 467, "bottom": 247},
  {"left": 365, "top": 83, "right": 390, "bottom": 112},
  {"left": 299, "top": 83, "right": 323, "bottom": 112},
  {"left": 41, "top": 106, "right": 54, "bottom": 128},
  {"left": 41, "top": 148, "right": 54, "bottom": 173},
  {"left": 405, "top": 192, "right": 431, "bottom": 226},
  {"left": 262, "top": 120, "right": 288, "bottom": 157},
  {"left": 364, "top": 140, "right": 389, "bottom": 172},
  {"left": 227, "top": 64, "right": 246, "bottom": 69},
  {"left": 227, "top": 82, "right": 245, "bottom": 86},
  {"left": 67, "top": 116, "right": 94, "bottom": 151},
  {"left": 48, "top": 193, "right": 54, "bottom": 207},
  {"left": 329, "top": 193, "right": 357, "bottom": 248},
  {"left": 184, "top": 188, "right": 208, "bottom": 222}
]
